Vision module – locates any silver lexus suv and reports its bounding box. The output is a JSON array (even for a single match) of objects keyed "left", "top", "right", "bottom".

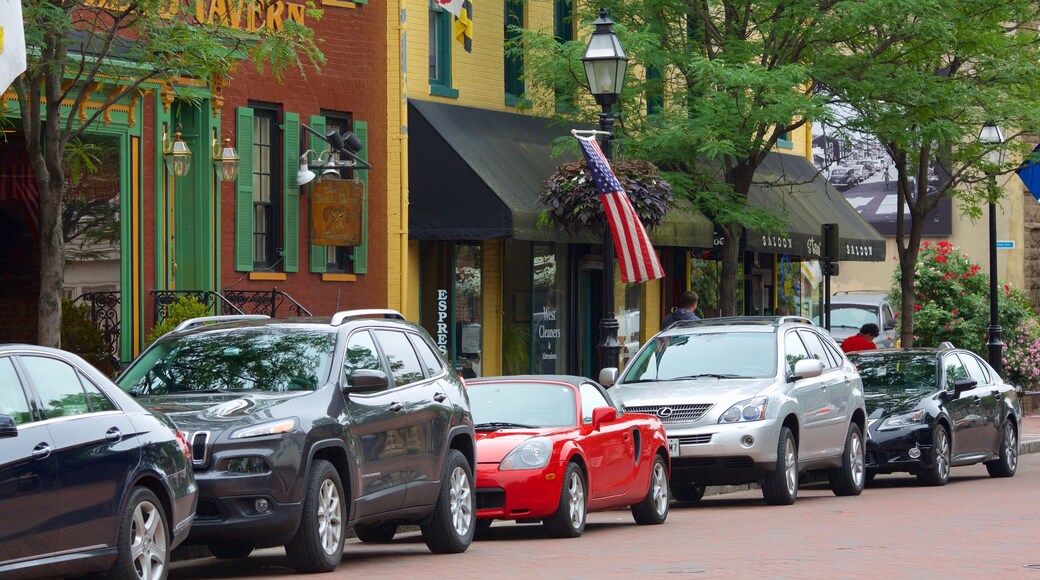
[{"left": 601, "top": 317, "right": 866, "bottom": 505}]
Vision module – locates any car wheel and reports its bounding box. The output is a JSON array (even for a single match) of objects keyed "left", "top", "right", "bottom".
[
  {"left": 916, "top": 424, "right": 951, "bottom": 486},
  {"left": 109, "top": 487, "right": 170, "bottom": 580},
  {"left": 207, "top": 542, "right": 254, "bottom": 559},
  {"left": 828, "top": 422, "right": 866, "bottom": 496},
  {"left": 354, "top": 523, "right": 397, "bottom": 543},
  {"left": 669, "top": 480, "right": 706, "bottom": 502},
  {"left": 421, "top": 449, "right": 475, "bottom": 553},
  {"left": 631, "top": 454, "right": 669, "bottom": 525},
  {"left": 985, "top": 419, "right": 1019, "bottom": 478},
  {"left": 285, "top": 459, "right": 345, "bottom": 573},
  {"left": 762, "top": 426, "right": 798, "bottom": 506},
  {"left": 543, "top": 462, "right": 586, "bottom": 538}
]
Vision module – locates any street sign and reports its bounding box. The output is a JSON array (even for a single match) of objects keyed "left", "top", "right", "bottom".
[{"left": 996, "top": 240, "right": 1015, "bottom": 250}]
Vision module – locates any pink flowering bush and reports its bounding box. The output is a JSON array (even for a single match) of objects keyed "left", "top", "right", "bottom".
[
  {"left": 1004, "top": 319, "right": 1040, "bottom": 388},
  {"left": 891, "top": 241, "right": 1036, "bottom": 365}
]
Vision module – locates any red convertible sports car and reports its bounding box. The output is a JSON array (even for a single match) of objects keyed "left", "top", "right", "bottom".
[{"left": 467, "top": 375, "right": 670, "bottom": 537}]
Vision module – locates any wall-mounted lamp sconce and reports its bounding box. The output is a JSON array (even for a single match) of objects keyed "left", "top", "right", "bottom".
[
  {"left": 296, "top": 124, "right": 372, "bottom": 187},
  {"left": 212, "top": 137, "right": 240, "bottom": 182},
  {"left": 163, "top": 128, "right": 192, "bottom": 177}
]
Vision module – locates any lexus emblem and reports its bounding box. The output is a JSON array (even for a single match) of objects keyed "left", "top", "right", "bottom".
[{"left": 657, "top": 407, "right": 673, "bottom": 419}]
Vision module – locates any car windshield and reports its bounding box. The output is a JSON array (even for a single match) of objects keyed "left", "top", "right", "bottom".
[
  {"left": 813, "top": 304, "right": 877, "bottom": 329},
  {"left": 467, "top": 381, "right": 577, "bottom": 428},
  {"left": 117, "top": 327, "right": 337, "bottom": 396},
  {"left": 621, "top": 332, "right": 777, "bottom": 382},
  {"left": 852, "top": 353, "right": 938, "bottom": 400}
]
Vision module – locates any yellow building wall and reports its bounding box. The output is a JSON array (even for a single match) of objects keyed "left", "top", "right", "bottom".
[{"left": 387, "top": 0, "right": 411, "bottom": 317}]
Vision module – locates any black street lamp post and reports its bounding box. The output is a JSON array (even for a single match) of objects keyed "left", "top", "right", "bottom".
[
  {"left": 582, "top": 8, "right": 628, "bottom": 373},
  {"left": 978, "top": 123, "right": 1007, "bottom": 376}
]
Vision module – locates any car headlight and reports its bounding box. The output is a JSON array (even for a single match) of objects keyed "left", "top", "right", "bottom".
[
  {"left": 877, "top": 409, "right": 926, "bottom": 431},
  {"left": 499, "top": 437, "right": 553, "bottom": 470},
  {"left": 230, "top": 418, "right": 298, "bottom": 439},
  {"left": 718, "top": 397, "right": 768, "bottom": 424}
]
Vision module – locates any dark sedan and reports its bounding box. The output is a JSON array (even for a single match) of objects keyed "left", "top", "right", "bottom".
[
  {"left": 0, "top": 345, "right": 197, "bottom": 580},
  {"left": 848, "top": 345, "right": 1021, "bottom": 486}
]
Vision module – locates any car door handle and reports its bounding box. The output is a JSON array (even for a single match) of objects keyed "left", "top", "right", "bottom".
[
  {"left": 32, "top": 443, "right": 51, "bottom": 460},
  {"left": 105, "top": 427, "right": 123, "bottom": 442},
  {"left": 821, "top": 385, "right": 828, "bottom": 391},
  {"left": 433, "top": 392, "right": 447, "bottom": 403},
  {"left": 972, "top": 396, "right": 982, "bottom": 406},
  {"left": 388, "top": 402, "right": 405, "bottom": 413}
]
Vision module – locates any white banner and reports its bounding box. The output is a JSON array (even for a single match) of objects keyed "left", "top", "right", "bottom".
[
  {"left": 0, "top": 0, "right": 27, "bottom": 95},
  {"left": 433, "top": 0, "right": 465, "bottom": 18}
]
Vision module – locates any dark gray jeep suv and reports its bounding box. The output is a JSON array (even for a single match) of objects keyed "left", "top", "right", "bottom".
[{"left": 116, "top": 310, "right": 476, "bottom": 573}]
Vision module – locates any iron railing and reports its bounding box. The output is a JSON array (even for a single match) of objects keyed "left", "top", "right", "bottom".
[
  {"left": 71, "top": 291, "right": 121, "bottom": 374},
  {"left": 153, "top": 287, "right": 312, "bottom": 324}
]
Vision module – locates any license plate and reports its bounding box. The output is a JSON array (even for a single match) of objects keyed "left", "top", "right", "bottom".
[{"left": 668, "top": 438, "right": 680, "bottom": 456}]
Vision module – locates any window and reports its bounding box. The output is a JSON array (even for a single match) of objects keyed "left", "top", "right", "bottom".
[
  {"left": 579, "top": 383, "right": 609, "bottom": 424},
  {"left": 410, "top": 333, "right": 445, "bottom": 377},
  {"left": 21, "top": 356, "right": 93, "bottom": 419},
  {"left": 646, "top": 66, "right": 664, "bottom": 116},
  {"left": 252, "top": 107, "right": 281, "bottom": 269},
  {"left": 344, "top": 331, "right": 382, "bottom": 380},
  {"left": 429, "top": 1, "right": 458, "bottom": 98},
  {"left": 798, "top": 330, "right": 836, "bottom": 370},
  {"left": 553, "top": 0, "right": 575, "bottom": 112},
  {"left": 374, "top": 330, "right": 426, "bottom": 387},
  {"left": 504, "top": 0, "right": 525, "bottom": 105},
  {"left": 0, "top": 357, "right": 33, "bottom": 425},
  {"left": 784, "top": 331, "right": 811, "bottom": 375},
  {"left": 323, "top": 112, "right": 355, "bottom": 274},
  {"left": 958, "top": 353, "right": 990, "bottom": 386},
  {"left": 944, "top": 356, "right": 969, "bottom": 391}
]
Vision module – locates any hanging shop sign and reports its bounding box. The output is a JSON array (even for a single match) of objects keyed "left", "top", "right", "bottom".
[
  {"left": 86, "top": 0, "right": 308, "bottom": 32},
  {"left": 311, "top": 178, "right": 363, "bottom": 247}
]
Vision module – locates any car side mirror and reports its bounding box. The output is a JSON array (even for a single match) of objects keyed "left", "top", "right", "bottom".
[
  {"left": 0, "top": 414, "right": 17, "bottom": 439},
  {"left": 791, "top": 359, "right": 824, "bottom": 381},
  {"left": 591, "top": 406, "right": 617, "bottom": 430},
  {"left": 343, "top": 369, "right": 390, "bottom": 394},
  {"left": 884, "top": 319, "right": 896, "bottom": 331},
  {"left": 598, "top": 367, "right": 619, "bottom": 388},
  {"left": 952, "top": 377, "right": 977, "bottom": 399}
]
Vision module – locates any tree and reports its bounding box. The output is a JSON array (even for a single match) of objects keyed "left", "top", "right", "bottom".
[
  {"left": 816, "top": 0, "right": 1040, "bottom": 346},
  {"left": 14, "top": 0, "right": 324, "bottom": 348},
  {"left": 516, "top": 0, "right": 838, "bottom": 315}
]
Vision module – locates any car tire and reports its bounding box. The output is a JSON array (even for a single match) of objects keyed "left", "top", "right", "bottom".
[
  {"left": 285, "top": 459, "right": 346, "bottom": 573},
  {"left": 762, "top": 426, "right": 798, "bottom": 506},
  {"left": 354, "top": 523, "right": 397, "bottom": 543},
  {"left": 207, "top": 542, "right": 254, "bottom": 559},
  {"left": 543, "top": 462, "right": 587, "bottom": 538},
  {"left": 109, "top": 487, "right": 170, "bottom": 580},
  {"left": 669, "top": 480, "right": 706, "bottom": 502},
  {"left": 631, "top": 453, "right": 669, "bottom": 525},
  {"left": 828, "top": 422, "right": 866, "bottom": 496},
  {"left": 421, "top": 449, "right": 475, "bottom": 554},
  {"left": 985, "top": 419, "right": 1019, "bottom": 478},
  {"left": 916, "top": 424, "right": 951, "bottom": 486}
]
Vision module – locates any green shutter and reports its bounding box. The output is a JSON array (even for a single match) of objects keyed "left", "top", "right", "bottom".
[
  {"left": 353, "top": 120, "right": 369, "bottom": 274},
  {"left": 235, "top": 107, "right": 255, "bottom": 272},
  {"left": 308, "top": 115, "right": 327, "bottom": 273},
  {"left": 283, "top": 112, "right": 300, "bottom": 272}
]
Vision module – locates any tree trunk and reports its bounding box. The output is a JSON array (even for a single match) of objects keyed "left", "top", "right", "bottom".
[
  {"left": 718, "top": 223, "right": 743, "bottom": 316},
  {"left": 896, "top": 227, "right": 923, "bottom": 348}
]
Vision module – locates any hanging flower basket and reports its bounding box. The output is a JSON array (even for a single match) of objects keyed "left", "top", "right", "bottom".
[{"left": 539, "top": 159, "right": 673, "bottom": 234}]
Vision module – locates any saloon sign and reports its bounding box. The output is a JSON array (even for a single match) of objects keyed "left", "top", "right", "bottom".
[
  {"left": 86, "top": 0, "right": 308, "bottom": 32},
  {"left": 311, "top": 179, "right": 363, "bottom": 247}
]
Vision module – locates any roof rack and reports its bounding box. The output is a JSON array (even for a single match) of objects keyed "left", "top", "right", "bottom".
[
  {"left": 331, "top": 309, "right": 406, "bottom": 327},
  {"left": 667, "top": 315, "right": 813, "bottom": 330},
  {"left": 174, "top": 314, "right": 270, "bottom": 332},
  {"left": 938, "top": 341, "right": 957, "bottom": 350},
  {"left": 834, "top": 290, "right": 888, "bottom": 295}
]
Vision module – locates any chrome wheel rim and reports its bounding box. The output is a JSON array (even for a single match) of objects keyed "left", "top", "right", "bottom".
[
  {"left": 317, "top": 478, "right": 343, "bottom": 555},
  {"left": 449, "top": 465, "right": 473, "bottom": 537},
  {"left": 1004, "top": 423, "right": 1018, "bottom": 472},
  {"left": 567, "top": 471, "right": 586, "bottom": 530},
  {"left": 850, "top": 430, "right": 865, "bottom": 487},
  {"left": 130, "top": 500, "right": 166, "bottom": 580},
  {"left": 650, "top": 461, "right": 669, "bottom": 516},
  {"left": 783, "top": 437, "right": 797, "bottom": 495},
  {"left": 935, "top": 428, "right": 950, "bottom": 481}
]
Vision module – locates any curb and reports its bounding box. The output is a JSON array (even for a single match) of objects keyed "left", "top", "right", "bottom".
[{"left": 699, "top": 438, "right": 1040, "bottom": 499}]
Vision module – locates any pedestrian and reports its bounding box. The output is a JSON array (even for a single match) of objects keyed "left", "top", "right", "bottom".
[
  {"left": 775, "top": 306, "right": 791, "bottom": 316},
  {"left": 841, "top": 323, "right": 880, "bottom": 353},
  {"left": 884, "top": 166, "right": 891, "bottom": 190},
  {"left": 662, "top": 290, "right": 701, "bottom": 329}
]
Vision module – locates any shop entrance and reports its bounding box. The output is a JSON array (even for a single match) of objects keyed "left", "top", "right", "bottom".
[{"left": 575, "top": 253, "right": 604, "bottom": 380}]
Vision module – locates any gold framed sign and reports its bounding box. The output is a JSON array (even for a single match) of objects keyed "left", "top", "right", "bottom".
[{"left": 311, "top": 178, "right": 363, "bottom": 246}]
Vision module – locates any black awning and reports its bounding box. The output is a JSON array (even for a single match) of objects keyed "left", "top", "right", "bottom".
[
  {"left": 407, "top": 100, "right": 713, "bottom": 247},
  {"left": 747, "top": 153, "right": 886, "bottom": 261}
]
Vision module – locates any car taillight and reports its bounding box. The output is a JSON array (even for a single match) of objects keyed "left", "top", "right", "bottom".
[{"left": 175, "top": 430, "right": 192, "bottom": 460}]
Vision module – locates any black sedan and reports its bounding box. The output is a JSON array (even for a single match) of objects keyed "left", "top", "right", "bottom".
[
  {"left": 848, "top": 345, "right": 1021, "bottom": 486},
  {"left": 0, "top": 345, "right": 197, "bottom": 579}
]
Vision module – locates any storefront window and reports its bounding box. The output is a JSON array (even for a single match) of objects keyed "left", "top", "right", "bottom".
[
  {"left": 502, "top": 241, "right": 569, "bottom": 375},
  {"left": 776, "top": 258, "right": 823, "bottom": 319},
  {"left": 619, "top": 283, "right": 641, "bottom": 368},
  {"left": 454, "top": 243, "right": 482, "bottom": 378}
]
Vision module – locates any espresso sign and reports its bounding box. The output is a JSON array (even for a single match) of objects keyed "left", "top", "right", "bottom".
[{"left": 311, "top": 179, "right": 363, "bottom": 246}]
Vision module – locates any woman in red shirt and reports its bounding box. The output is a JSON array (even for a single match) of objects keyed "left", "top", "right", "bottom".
[{"left": 841, "top": 323, "right": 880, "bottom": 353}]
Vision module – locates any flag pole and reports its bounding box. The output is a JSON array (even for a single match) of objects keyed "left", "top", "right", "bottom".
[{"left": 597, "top": 105, "right": 622, "bottom": 374}]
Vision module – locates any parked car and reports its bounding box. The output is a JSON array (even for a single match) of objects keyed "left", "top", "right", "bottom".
[
  {"left": 848, "top": 345, "right": 1020, "bottom": 486},
  {"left": 828, "top": 166, "right": 861, "bottom": 190},
  {"left": 115, "top": 310, "right": 476, "bottom": 573},
  {"left": 0, "top": 344, "right": 197, "bottom": 580},
  {"left": 815, "top": 291, "right": 897, "bottom": 348},
  {"left": 602, "top": 316, "right": 867, "bottom": 506},
  {"left": 467, "top": 375, "right": 669, "bottom": 537}
]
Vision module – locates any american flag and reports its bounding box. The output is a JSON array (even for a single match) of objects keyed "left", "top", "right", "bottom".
[{"left": 576, "top": 134, "right": 664, "bottom": 284}]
